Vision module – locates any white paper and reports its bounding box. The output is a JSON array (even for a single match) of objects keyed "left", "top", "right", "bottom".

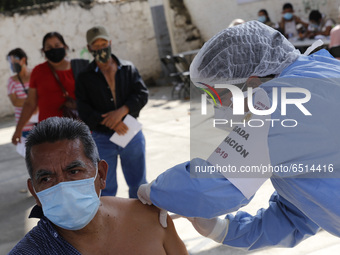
[
  {"left": 16, "top": 137, "right": 26, "bottom": 158},
  {"left": 207, "top": 88, "right": 272, "bottom": 199},
  {"left": 109, "top": 114, "right": 142, "bottom": 148}
]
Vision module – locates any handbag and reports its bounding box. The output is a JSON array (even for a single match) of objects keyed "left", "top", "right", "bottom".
[{"left": 48, "top": 62, "right": 80, "bottom": 120}]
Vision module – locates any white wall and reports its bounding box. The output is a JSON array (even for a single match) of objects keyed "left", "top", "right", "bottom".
[
  {"left": 2, "top": 0, "right": 340, "bottom": 118},
  {"left": 0, "top": 1, "right": 161, "bottom": 117},
  {"left": 184, "top": 0, "right": 340, "bottom": 41}
]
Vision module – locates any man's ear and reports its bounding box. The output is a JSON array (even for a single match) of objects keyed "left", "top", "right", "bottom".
[
  {"left": 97, "top": 160, "right": 108, "bottom": 189},
  {"left": 27, "top": 179, "right": 42, "bottom": 207},
  {"left": 87, "top": 44, "right": 92, "bottom": 52}
]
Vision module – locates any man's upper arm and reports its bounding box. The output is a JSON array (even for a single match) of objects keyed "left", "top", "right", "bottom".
[
  {"left": 163, "top": 215, "right": 188, "bottom": 255},
  {"left": 124, "top": 65, "right": 148, "bottom": 115}
]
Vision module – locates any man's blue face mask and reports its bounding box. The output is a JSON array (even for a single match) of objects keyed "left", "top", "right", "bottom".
[{"left": 35, "top": 166, "right": 100, "bottom": 230}]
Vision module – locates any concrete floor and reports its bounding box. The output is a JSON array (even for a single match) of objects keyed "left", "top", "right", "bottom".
[{"left": 0, "top": 86, "right": 339, "bottom": 254}]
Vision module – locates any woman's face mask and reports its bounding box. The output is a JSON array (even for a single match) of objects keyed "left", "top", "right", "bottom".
[
  {"left": 11, "top": 62, "right": 22, "bottom": 74},
  {"left": 258, "top": 15, "right": 267, "bottom": 23},
  {"left": 44, "top": 48, "right": 66, "bottom": 63},
  {"left": 8, "top": 56, "right": 22, "bottom": 74}
]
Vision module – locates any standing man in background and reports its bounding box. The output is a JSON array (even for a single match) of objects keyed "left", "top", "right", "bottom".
[{"left": 76, "top": 26, "right": 148, "bottom": 198}]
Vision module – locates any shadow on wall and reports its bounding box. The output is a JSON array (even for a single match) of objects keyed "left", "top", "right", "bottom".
[{"left": 168, "top": 0, "right": 203, "bottom": 52}]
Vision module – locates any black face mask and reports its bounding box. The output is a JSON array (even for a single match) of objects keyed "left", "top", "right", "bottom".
[
  {"left": 44, "top": 48, "right": 66, "bottom": 63},
  {"left": 92, "top": 45, "right": 111, "bottom": 63},
  {"left": 11, "top": 63, "right": 22, "bottom": 74}
]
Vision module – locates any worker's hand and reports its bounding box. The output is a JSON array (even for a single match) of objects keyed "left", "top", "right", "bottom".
[
  {"left": 186, "top": 217, "right": 229, "bottom": 243},
  {"left": 137, "top": 182, "right": 153, "bottom": 205},
  {"left": 113, "top": 121, "right": 129, "bottom": 135},
  {"left": 138, "top": 182, "right": 168, "bottom": 228},
  {"left": 12, "top": 130, "right": 22, "bottom": 145}
]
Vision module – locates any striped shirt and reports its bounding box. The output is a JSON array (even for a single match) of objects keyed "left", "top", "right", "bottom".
[
  {"left": 7, "top": 76, "right": 34, "bottom": 132},
  {"left": 8, "top": 206, "right": 81, "bottom": 255}
]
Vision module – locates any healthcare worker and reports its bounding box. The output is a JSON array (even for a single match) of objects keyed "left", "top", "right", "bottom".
[{"left": 138, "top": 21, "right": 340, "bottom": 249}]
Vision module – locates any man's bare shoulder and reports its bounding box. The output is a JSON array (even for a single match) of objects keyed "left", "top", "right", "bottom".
[
  {"left": 101, "top": 196, "right": 161, "bottom": 220},
  {"left": 100, "top": 196, "right": 188, "bottom": 254}
]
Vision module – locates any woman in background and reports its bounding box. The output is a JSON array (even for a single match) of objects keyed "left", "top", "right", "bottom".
[
  {"left": 12, "top": 32, "right": 78, "bottom": 145},
  {"left": 7, "top": 48, "right": 36, "bottom": 140},
  {"left": 257, "top": 9, "right": 277, "bottom": 29}
]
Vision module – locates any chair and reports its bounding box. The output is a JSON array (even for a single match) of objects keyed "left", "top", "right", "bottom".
[
  {"left": 329, "top": 46, "right": 340, "bottom": 58},
  {"left": 160, "top": 55, "right": 190, "bottom": 99},
  {"left": 172, "top": 54, "right": 191, "bottom": 99},
  {"left": 172, "top": 54, "right": 190, "bottom": 73}
]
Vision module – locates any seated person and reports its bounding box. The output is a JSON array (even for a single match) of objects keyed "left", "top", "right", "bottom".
[
  {"left": 279, "top": 2, "right": 308, "bottom": 39},
  {"left": 9, "top": 117, "right": 188, "bottom": 255},
  {"left": 305, "top": 10, "right": 335, "bottom": 39},
  {"left": 257, "top": 9, "right": 278, "bottom": 29}
]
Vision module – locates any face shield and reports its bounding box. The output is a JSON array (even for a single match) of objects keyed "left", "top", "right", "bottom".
[{"left": 7, "top": 55, "right": 22, "bottom": 76}]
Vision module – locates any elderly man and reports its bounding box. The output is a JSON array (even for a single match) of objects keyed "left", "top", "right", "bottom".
[
  {"left": 138, "top": 21, "right": 340, "bottom": 249},
  {"left": 9, "top": 117, "right": 188, "bottom": 255},
  {"left": 75, "top": 26, "right": 148, "bottom": 198}
]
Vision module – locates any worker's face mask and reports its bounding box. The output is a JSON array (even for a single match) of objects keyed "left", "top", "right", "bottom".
[
  {"left": 309, "top": 23, "right": 319, "bottom": 31},
  {"left": 283, "top": 12, "right": 293, "bottom": 21},
  {"left": 35, "top": 166, "right": 100, "bottom": 230},
  {"left": 44, "top": 48, "right": 66, "bottom": 63},
  {"left": 92, "top": 45, "right": 111, "bottom": 63}
]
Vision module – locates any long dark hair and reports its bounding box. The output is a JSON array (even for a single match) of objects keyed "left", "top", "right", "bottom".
[
  {"left": 259, "top": 9, "right": 271, "bottom": 22},
  {"left": 41, "top": 32, "right": 69, "bottom": 51}
]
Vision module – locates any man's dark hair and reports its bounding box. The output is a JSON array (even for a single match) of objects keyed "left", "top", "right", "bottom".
[
  {"left": 7, "top": 48, "right": 28, "bottom": 65},
  {"left": 283, "top": 3, "right": 293, "bottom": 10},
  {"left": 25, "top": 117, "right": 100, "bottom": 178},
  {"left": 309, "top": 10, "right": 322, "bottom": 22}
]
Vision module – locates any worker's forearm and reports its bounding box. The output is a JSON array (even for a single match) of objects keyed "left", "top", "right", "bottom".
[
  {"left": 150, "top": 158, "right": 251, "bottom": 218},
  {"left": 222, "top": 192, "right": 320, "bottom": 250}
]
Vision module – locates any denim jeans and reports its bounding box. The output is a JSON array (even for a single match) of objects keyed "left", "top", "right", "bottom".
[{"left": 92, "top": 130, "right": 147, "bottom": 198}]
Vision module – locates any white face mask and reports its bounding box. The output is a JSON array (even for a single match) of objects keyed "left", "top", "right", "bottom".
[{"left": 35, "top": 166, "right": 100, "bottom": 230}]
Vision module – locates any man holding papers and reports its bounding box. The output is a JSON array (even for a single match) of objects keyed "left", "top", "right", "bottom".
[{"left": 75, "top": 26, "right": 148, "bottom": 198}]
